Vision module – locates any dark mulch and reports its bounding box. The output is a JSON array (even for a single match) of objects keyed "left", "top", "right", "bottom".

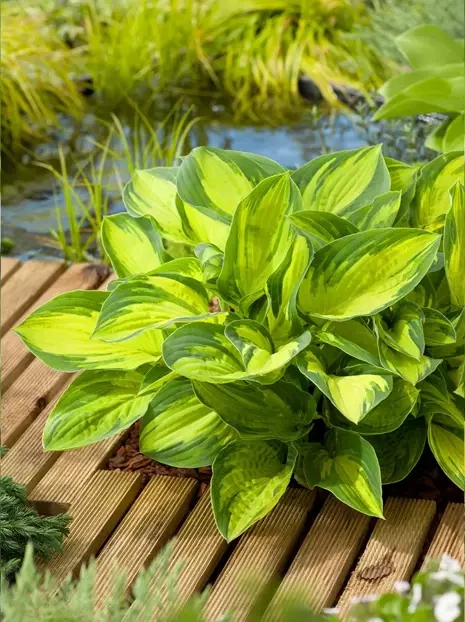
[
  {"left": 108, "top": 422, "right": 212, "bottom": 489},
  {"left": 107, "top": 424, "right": 462, "bottom": 506}
]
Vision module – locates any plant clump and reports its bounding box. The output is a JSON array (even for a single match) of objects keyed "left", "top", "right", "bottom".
[{"left": 14, "top": 145, "right": 464, "bottom": 541}]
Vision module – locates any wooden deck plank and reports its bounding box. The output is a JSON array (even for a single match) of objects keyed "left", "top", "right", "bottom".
[
  {"left": 38, "top": 471, "right": 142, "bottom": 583},
  {"left": 30, "top": 433, "right": 126, "bottom": 504},
  {"left": 1, "top": 358, "right": 70, "bottom": 448},
  {"left": 1, "top": 263, "right": 108, "bottom": 392},
  {"left": 422, "top": 503, "right": 464, "bottom": 568},
  {"left": 94, "top": 476, "right": 198, "bottom": 606},
  {"left": 337, "top": 498, "right": 436, "bottom": 615},
  {"left": 3, "top": 274, "right": 115, "bottom": 449},
  {"left": 1, "top": 257, "right": 21, "bottom": 284},
  {"left": 131, "top": 486, "right": 228, "bottom": 619},
  {"left": 1, "top": 260, "right": 65, "bottom": 336},
  {"left": 204, "top": 489, "right": 316, "bottom": 622},
  {"left": 125, "top": 487, "right": 229, "bottom": 621},
  {"left": 266, "top": 496, "right": 371, "bottom": 618},
  {"left": 0, "top": 378, "right": 74, "bottom": 491}
]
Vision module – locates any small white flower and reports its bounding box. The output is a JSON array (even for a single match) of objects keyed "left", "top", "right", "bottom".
[
  {"left": 351, "top": 594, "right": 378, "bottom": 604},
  {"left": 433, "top": 592, "right": 461, "bottom": 622},
  {"left": 430, "top": 571, "right": 465, "bottom": 587},
  {"left": 394, "top": 580, "right": 410, "bottom": 594},
  {"left": 408, "top": 583, "right": 422, "bottom": 613},
  {"left": 367, "top": 618, "right": 384, "bottom": 622},
  {"left": 322, "top": 607, "right": 340, "bottom": 615},
  {"left": 439, "top": 555, "right": 462, "bottom": 573}
]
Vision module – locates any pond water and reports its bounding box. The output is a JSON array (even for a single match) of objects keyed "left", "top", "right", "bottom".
[{"left": 1, "top": 105, "right": 431, "bottom": 260}]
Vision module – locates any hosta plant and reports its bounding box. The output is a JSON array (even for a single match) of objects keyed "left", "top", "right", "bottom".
[
  {"left": 374, "top": 25, "right": 465, "bottom": 153},
  {"left": 15, "top": 146, "right": 465, "bottom": 541}
]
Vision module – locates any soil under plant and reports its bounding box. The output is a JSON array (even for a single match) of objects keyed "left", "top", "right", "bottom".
[{"left": 107, "top": 422, "right": 463, "bottom": 506}]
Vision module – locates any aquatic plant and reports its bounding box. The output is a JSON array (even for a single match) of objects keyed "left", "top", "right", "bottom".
[
  {"left": 1, "top": 6, "right": 83, "bottom": 160},
  {"left": 16, "top": 0, "right": 392, "bottom": 119},
  {"left": 39, "top": 104, "right": 198, "bottom": 262}
]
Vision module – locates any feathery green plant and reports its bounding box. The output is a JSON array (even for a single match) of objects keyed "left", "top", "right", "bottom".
[
  {"left": 1, "top": 544, "right": 463, "bottom": 621},
  {"left": 0, "top": 448, "right": 71, "bottom": 580}
]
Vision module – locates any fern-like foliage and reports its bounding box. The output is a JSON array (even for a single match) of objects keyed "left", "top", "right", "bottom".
[{"left": 0, "top": 447, "right": 71, "bottom": 580}]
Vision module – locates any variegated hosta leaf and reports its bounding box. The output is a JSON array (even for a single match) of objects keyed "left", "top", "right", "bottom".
[
  {"left": 175, "top": 195, "right": 231, "bottom": 251},
  {"left": 192, "top": 379, "right": 316, "bottom": 441},
  {"left": 428, "top": 414, "right": 465, "bottom": 490},
  {"left": 410, "top": 151, "right": 463, "bottom": 230},
  {"left": 375, "top": 333, "right": 441, "bottom": 385},
  {"left": 195, "top": 243, "right": 223, "bottom": 287},
  {"left": 163, "top": 322, "right": 246, "bottom": 383},
  {"left": 211, "top": 439, "right": 297, "bottom": 541},
  {"left": 423, "top": 308, "right": 457, "bottom": 346},
  {"left": 177, "top": 146, "right": 285, "bottom": 223},
  {"left": 105, "top": 256, "right": 204, "bottom": 292},
  {"left": 217, "top": 173, "right": 302, "bottom": 310},
  {"left": 418, "top": 371, "right": 465, "bottom": 426},
  {"left": 288, "top": 210, "right": 358, "bottom": 250},
  {"left": 140, "top": 378, "right": 236, "bottom": 468},
  {"left": 328, "top": 378, "right": 419, "bottom": 435},
  {"left": 123, "top": 167, "right": 192, "bottom": 244},
  {"left": 224, "top": 319, "right": 274, "bottom": 369},
  {"left": 346, "top": 191, "right": 402, "bottom": 230},
  {"left": 375, "top": 302, "right": 425, "bottom": 360},
  {"left": 138, "top": 363, "right": 177, "bottom": 397},
  {"left": 93, "top": 270, "right": 211, "bottom": 342},
  {"left": 14, "top": 291, "right": 162, "bottom": 372},
  {"left": 304, "top": 429, "right": 383, "bottom": 517},
  {"left": 101, "top": 213, "right": 168, "bottom": 278},
  {"left": 291, "top": 146, "right": 390, "bottom": 216},
  {"left": 163, "top": 322, "right": 311, "bottom": 384},
  {"left": 428, "top": 251, "right": 445, "bottom": 274},
  {"left": 314, "top": 319, "right": 381, "bottom": 367},
  {"left": 444, "top": 182, "right": 465, "bottom": 307},
  {"left": 43, "top": 370, "right": 151, "bottom": 450},
  {"left": 385, "top": 157, "right": 417, "bottom": 225},
  {"left": 297, "top": 347, "right": 393, "bottom": 424},
  {"left": 264, "top": 235, "right": 313, "bottom": 346},
  {"left": 369, "top": 417, "right": 426, "bottom": 484},
  {"left": 225, "top": 320, "right": 311, "bottom": 381},
  {"left": 298, "top": 228, "right": 440, "bottom": 321},
  {"left": 429, "top": 307, "right": 465, "bottom": 361}
]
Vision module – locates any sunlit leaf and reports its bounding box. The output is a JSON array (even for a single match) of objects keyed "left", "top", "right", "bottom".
[
  {"left": 304, "top": 429, "right": 383, "bottom": 517},
  {"left": 211, "top": 439, "right": 297, "bottom": 540},
  {"left": 193, "top": 379, "right": 315, "bottom": 441},
  {"left": 140, "top": 378, "right": 236, "bottom": 467},
  {"left": 444, "top": 182, "right": 465, "bottom": 307},
  {"left": 217, "top": 173, "right": 302, "bottom": 310},
  {"left": 291, "top": 146, "right": 390, "bottom": 216},
  {"left": 43, "top": 370, "right": 151, "bottom": 450},
  {"left": 14, "top": 290, "right": 162, "bottom": 371},
  {"left": 298, "top": 228, "right": 440, "bottom": 320},
  {"left": 297, "top": 347, "right": 393, "bottom": 424}
]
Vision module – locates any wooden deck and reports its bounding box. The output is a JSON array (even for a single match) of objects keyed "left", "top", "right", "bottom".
[{"left": 1, "top": 257, "right": 463, "bottom": 619}]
